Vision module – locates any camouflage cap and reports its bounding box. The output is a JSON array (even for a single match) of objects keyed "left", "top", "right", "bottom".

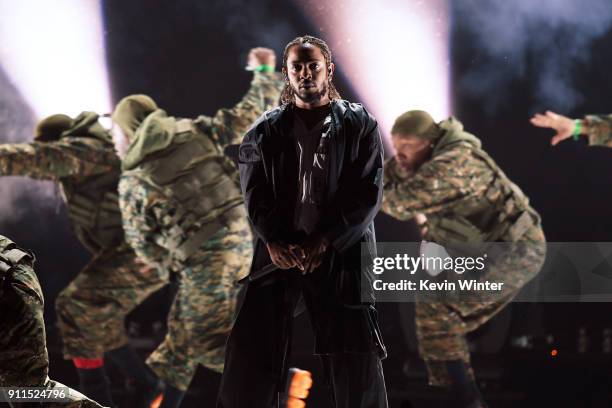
[
  {"left": 391, "top": 110, "right": 440, "bottom": 140},
  {"left": 112, "top": 94, "right": 158, "bottom": 141},
  {"left": 35, "top": 114, "right": 75, "bottom": 142}
]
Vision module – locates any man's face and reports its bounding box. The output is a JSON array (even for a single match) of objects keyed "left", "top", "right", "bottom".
[
  {"left": 392, "top": 134, "right": 433, "bottom": 172},
  {"left": 285, "top": 43, "right": 333, "bottom": 105}
]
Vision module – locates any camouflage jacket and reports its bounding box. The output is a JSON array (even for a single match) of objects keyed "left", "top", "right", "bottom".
[
  {"left": 0, "top": 112, "right": 124, "bottom": 253},
  {"left": 0, "top": 235, "right": 35, "bottom": 298},
  {"left": 382, "top": 117, "right": 541, "bottom": 243},
  {"left": 119, "top": 71, "right": 283, "bottom": 270},
  {"left": 584, "top": 114, "right": 612, "bottom": 147}
]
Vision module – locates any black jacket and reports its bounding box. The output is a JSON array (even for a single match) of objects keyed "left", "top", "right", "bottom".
[
  {"left": 239, "top": 99, "right": 383, "bottom": 293},
  {"left": 238, "top": 100, "right": 386, "bottom": 357}
]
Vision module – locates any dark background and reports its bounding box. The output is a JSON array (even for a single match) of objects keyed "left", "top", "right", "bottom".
[{"left": 2, "top": 1, "right": 612, "bottom": 406}]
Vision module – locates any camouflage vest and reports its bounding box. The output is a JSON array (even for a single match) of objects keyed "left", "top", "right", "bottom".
[
  {"left": 425, "top": 144, "right": 540, "bottom": 244},
  {"left": 59, "top": 135, "right": 124, "bottom": 253},
  {"left": 125, "top": 119, "right": 245, "bottom": 263}
]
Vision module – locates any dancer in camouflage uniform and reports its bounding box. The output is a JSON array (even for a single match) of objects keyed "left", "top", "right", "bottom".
[
  {"left": 112, "top": 47, "right": 283, "bottom": 407},
  {"left": 0, "top": 112, "right": 166, "bottom": 407},
  {"left": 383, "top": 110, "right": 546, "bottom": 408},
  {"left": 0, "top": 234, "right": 104, "bottom": 408}
]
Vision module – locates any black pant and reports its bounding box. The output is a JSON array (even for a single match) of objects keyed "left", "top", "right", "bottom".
[{"left": 217, "top": 270, "right": 388, "bottom": 408}]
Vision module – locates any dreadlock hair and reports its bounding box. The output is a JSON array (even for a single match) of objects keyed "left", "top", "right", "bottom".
[{"left": 280, "top": 35, "right": 341, "bottom": 105}]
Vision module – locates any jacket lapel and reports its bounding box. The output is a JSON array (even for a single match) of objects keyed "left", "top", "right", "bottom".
[{"left": 328, "top": 100, "right": 346, "bottom": 197}]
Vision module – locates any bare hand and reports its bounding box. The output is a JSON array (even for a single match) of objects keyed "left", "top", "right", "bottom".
[
  {"left": 267, "top": 241, "right": 303, "bottom": 270},
  {"left": 530, "top": 110, "right": 576, "bottom": 146},
  {"left": 299, "top": 235, "right": 330, "bottom": 274},
  {"left": 247, "top": 47, "right": 276, "bottom": 70},
  {"left": 414, "top": 213, "right": 429, "bottom": 237}
]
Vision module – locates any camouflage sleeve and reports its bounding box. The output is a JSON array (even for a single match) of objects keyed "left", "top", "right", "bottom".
[
  {"left": 0, "top": 138, "right": 115, "bottom": 180},
  {"left": 382, "top": 148, "right": 494, "bottom": 221},
  {"left": 198, "top": 71, "right": 283, "bottom": 149},
  {"left": 584, "top": 114, "right": 612, "bottom": 147},
  {"left": 118, "top": 175, "right": 169, "bottom": 270}
]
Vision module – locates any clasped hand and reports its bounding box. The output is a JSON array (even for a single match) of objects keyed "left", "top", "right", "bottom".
[{"left": 266, "top": 235, "right": 330, "bottom": 274}]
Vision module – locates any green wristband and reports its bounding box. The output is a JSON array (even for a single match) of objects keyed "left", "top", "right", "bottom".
[
  {"left": 254, "top": 64, "right": 274, "bottom": 73},
  {"left": 572, "top": 119, "right": 582, "bottom": 141}
]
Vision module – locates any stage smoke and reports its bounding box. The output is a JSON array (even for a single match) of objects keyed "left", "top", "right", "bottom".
[
  {"left": 0, "top": 0, "right": 111, "bottom": 227},
  {"left": 0, "top": 0, "right": 111, "bottom": 118},
  {"left": 295, "top": 0, "right": 451, "bottom": 146},
  {"left": 0, "top": 67, "right": 59, "bottom": 227},
  {"left": 454, "top": 0, "right": 612, "bottom": 114}
]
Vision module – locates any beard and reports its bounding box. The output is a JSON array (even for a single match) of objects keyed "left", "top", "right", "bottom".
[{"left": 292, "top": 82, "right": 328, "bottom": 104}]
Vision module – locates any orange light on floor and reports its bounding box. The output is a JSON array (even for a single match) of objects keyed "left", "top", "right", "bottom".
[
  {"left": 287, "top": 397, "right": 306, "bottom": 408},
  {"left": 550, "top": 349, "right": 558, "bottom": 357},
  {"left": 288, "top": 369, "right": 313, "bottom": 399},
  {"left": 150, "top": 393, "right": 163, "bottom": 408}
]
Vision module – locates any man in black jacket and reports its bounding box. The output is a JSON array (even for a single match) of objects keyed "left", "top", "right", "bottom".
[{"left": 217, "top": 35, "right": 388, "bottom": 408}]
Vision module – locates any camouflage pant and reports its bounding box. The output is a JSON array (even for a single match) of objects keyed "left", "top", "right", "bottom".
[
  {"left": 0, "top": 250, "right": 103, "bottom": 407},
  {"left": 146, "top": 218, "right": 253, "bottom": 391},
  {"left": 56, "top": 243, "right": 167, "bottom": 359},
  {"left": 415, "top": 226, "right": 546, "bottom": 386}
]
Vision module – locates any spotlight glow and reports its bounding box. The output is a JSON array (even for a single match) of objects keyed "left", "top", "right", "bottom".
[
  {"left": 297, "top": 0, "right": 450, "bottom": 145},
  {"left": 0, "top": 0, "right": 111, "bottom": 119}
]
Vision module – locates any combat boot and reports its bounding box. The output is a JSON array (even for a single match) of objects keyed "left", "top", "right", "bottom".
[
  {"left": 76, "top": 366, "right": 115, "bottom": 408},
  {"left": 106, "top": 345, "right": 164, "bottom": 408}
]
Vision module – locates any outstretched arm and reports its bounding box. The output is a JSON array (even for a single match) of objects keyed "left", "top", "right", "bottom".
[
  {"left": 530, "top": 110, "right": 612, "bottom": 147},
  {"left": 201, "top": 48, "right": 283, "bottom": 149},
  {"left": 0, "top": 138, "right": 115, "bottom": 180},
  {"left": 382, "top": 149, "right": 494, "bottom": 221}
]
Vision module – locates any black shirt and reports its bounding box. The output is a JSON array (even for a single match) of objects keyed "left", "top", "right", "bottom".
[{"left": 293, "top": 104, "right": 332, "bottom": 235}]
